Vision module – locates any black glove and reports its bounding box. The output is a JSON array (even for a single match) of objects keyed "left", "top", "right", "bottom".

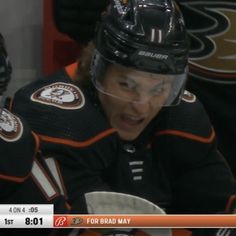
[
  {"left": 53, "top": 0, "right": 109, "bottom": 44},
  {"left": 0, "top": 33, "right": 12, "bottom": 96}
]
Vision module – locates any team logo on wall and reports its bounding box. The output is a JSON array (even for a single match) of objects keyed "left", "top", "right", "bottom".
[
  {"left": 0, "top": 109, "right": 23, "bottom": 142},
  {"left": 31, "top": 82, "right": 85, "bottom": 109},
  {"left": 178, "top": 0, "right": 236, "bottom": 83}
]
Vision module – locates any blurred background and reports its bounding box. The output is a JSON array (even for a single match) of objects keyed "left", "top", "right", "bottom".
[
  {"left": 0, "top": 0, "right": 79, "bottom": 96},
  {"left": 0, "top": 0, "right": 43, "bottom": 96}
]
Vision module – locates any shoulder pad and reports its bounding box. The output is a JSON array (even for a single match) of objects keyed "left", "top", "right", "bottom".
[
  {"left": 154, "top": 91, "right": 216, "bottom": 163},
  {"left": 0, "top": 109, "right": 35, "bottom": 180},
  {"left": 12, "top": 71, "right": 117, "bottom": 146},
  {"left": 158, "top": 90, "right": 213, "bottom": 139}
]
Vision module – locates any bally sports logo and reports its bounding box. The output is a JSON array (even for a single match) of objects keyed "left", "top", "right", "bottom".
[
  {"left": 0, "top": 109, "right": 23, "bottom": 142},
  {"left": 54, "top": 216, "right": 67, "bottom": 227},
  {"left": 31, "top": 82, "right": 85, "bottom": 110}
]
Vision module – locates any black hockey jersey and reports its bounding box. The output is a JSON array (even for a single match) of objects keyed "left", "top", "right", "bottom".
[
  {"left": 105, "top": 90, "right": 236, "bottom": 214},
  {"left": 0, "top": 109, "right": 36, "bottom": 198},
  {"left": 12, "top": 64, "right": 236, "bottom": 216},
  {"left": 0, "top": 109, "right": 69, "bottom": 213},
  {"left": 12, "top": 64, "right": 119, "bottom": 205}
]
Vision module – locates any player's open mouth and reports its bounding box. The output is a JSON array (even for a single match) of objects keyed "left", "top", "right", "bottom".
[{"left": 118, "top": 114, "right": 145, "bottom": 129}]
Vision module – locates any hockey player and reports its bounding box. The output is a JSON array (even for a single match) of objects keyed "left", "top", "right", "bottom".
[
  {"left": 0, "top": 32, "right": 34, "bottom": 201},
  {"left": 0, "top": 32, "right": 71, "bottom": 236},
  {"left": 54, "top": 0, "right": 236, "bottom": 178},
  {"left": 52, "top": 0, "right": 236, "bottom": 178},
  {"left": 0, "top": 32, "right": 68, "bottom": 211},
  {"left": 11, "top": 0, "right": 236, "bottom": 235}
]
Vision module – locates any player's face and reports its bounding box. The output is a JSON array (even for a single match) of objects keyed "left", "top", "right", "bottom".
[{"left": 98, "top": 64, "right": 171, "bottom": 141}]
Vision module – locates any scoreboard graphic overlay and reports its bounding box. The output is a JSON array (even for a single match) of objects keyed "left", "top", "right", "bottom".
[
  {"left": 0, "top": 204, "right": 53, "bottom": 228},
  {"left": 0, "top": 205, "right": 236, "bottom": 228}
]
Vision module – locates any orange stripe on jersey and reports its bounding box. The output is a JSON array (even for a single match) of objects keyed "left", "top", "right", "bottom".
[
  {"left": 8, "top": 96, "right": 14, "bottom": 112},
  {"left": 65, "top": 62, "right": 79, "bottom": 81},
  {"left": 156, "top": 127, "right": 215, "bottom": 143},
  {"left": 32, "top": 131, "right": 40, "bottom": 154},
  {"left": 37, "top": 128, "right": 117, "bottom": 148},
  {"left": 0, "top": 173, "right": 29, "bottom": 183},
  {"left": 65, "top": 202, "right": 71, "bottom": 211},
  {"left": 225, "top": 195, "right": 236, "bottom": 213}
]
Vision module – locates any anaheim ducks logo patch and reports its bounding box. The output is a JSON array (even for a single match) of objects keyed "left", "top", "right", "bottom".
[
  {"left": 182, "top": 90, "right": 196, "bottom": 103},
  {"left": 31, "top": 82, "right": 85, "bottom": 109},
  {"left": 0, "top": 109, "right": 23, "bottom": 142}
]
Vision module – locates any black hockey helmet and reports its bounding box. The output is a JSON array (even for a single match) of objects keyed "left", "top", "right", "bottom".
[{"left": 91, "top": 0, "right": 189, "bottom": 106}]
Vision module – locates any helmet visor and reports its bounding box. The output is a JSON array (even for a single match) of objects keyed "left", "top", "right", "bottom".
[{"left": 91, "top": 57, "right": 188, "bottom": 106}]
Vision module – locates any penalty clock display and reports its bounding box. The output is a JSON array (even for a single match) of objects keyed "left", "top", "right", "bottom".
[{"left": 0, "top": 204, "right": 53, "bottom": 228}]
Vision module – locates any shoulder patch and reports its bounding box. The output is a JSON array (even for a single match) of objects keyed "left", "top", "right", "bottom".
[
  {"left": 30, "top": 82, "right": 85, "bottom": 110},
  {"left": 181, "top": 90, "right": 196, "bottom": 103},
  {"left": 0, "top": 109, "right": 23, "bottom": 142}
]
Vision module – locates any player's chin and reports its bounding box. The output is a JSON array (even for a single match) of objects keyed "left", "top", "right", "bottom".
[{"left": 117, "top": 125, "right": 146, "bottom": 141}]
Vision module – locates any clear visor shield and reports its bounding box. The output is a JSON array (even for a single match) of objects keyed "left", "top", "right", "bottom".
[{"left": 92, "top": 66, "right": 188, "bottom": 107}]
